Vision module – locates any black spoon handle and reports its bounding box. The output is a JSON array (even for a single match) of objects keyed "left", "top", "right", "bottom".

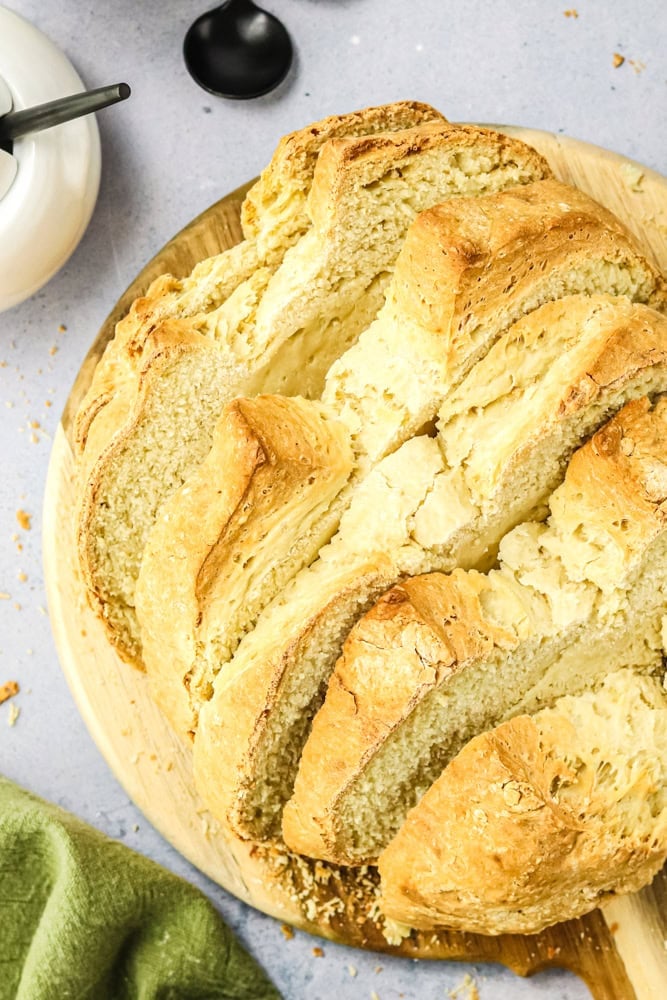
[{"left": 0, "top": 82, "right": 131, "bottom": 142}]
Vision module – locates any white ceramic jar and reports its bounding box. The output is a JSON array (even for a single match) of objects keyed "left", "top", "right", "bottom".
[{"left": 0, "top": 5, "right": 101, "bottom": 312}]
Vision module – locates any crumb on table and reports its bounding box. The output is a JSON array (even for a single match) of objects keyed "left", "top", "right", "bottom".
[
  {"left": 0, "top": 680, "right": 19, "bottom": 705},
  {"left": 16, "top": 509, "right": 31, "bottom": 530}
]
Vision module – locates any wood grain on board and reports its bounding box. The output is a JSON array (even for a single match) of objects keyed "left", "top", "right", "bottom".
[{"left": 45, "top": 127, "right": 667, "bottom": 1000}]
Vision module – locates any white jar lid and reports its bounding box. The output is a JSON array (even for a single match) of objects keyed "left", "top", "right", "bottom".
[{"left": 0, "top": 5, "right": 101, "bottom": 312}]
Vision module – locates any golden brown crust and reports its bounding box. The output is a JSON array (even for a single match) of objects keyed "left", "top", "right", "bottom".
[
  {"left": 75, "top": 103, "right": 447, "bottom": 460},
  {"left": 136, "top": 394, "right": 353, "bottom": 736},
  {"left": 241, "top": 100, "right": 447, "bottom": 239},
  {"left": 74, "top": 119, "right": 554, "bottom": 665},
  {"left": 391, "top": 178, "right": 667, "bottom": 357},
  {"left": 378, "top": 684, "right": 667, "bottom": 934},
  {"left": 307, "top": 122, "right": 551, "bottom": 234},
  {"left": 281, "top": 570, "right": 517, "bottom": 861},
  {"left": 193, "top": 557, "right": 400, "bottom": 837},
  {"left": 282, "top": 397, "right": 667, "bottom": 865}
]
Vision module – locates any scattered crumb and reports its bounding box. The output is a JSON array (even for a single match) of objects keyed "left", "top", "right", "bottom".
[
  {"left": 375, "top": 964, "right": 383, "bottom": 973},
  {"left": 7, "top": 703, "right": 20, "bottom": 726},
  {"left": 17, "top": 572, "right": 27, "bottom": 583},
  {"left": 370, "top": 992, "right": 381, "bottom": 1000},
  {"left": 628, "top": 58, "right": 646, "bottom": 74},
  {"left": 381, "top": 917, "right": 412, "bottom": 945},
  {"left": 448, "top": 974, "right": 480, "bottom": 1000},
  {"left": 132, "top": 823, "right": 140, "bottom": 832},
  {"left": 58, "top": 324, "right": 67, "bottom": 333},
  {"left": 613, "top": 52, "right": 625, "bottom": 68},
  {"left": 5, "top": 401, "right": 13, "bottom": 408},
  {"left": 0, "top": 593, "right": 9, "bottom": 600},
  {"left": 16, "top": 509, "right": 31, "bottom": 530},
  {"left": 348, "top": 965, "right": 357, "bottom": 977},
  {"left": 13, "top": 603, "right": 21, "bottom": 611},
  {"left": 312, "top": 946, "right": 324, "bottom": 957},
  {"left": 620, "top": 161, "right": 645, "bottom": 192},
  {"left": 49, "top": 345, "right": 58, "bottom": 356},
  {"left": 45, "top": 399, "right": 52, "bottom": 408},
  {"left": 30, "top": 433, "right": 39, "bottom": 444},
  {"left": 0, "top": 680, "right": 19, "bottom": 704},
  {"left": 38, "top": 606, "right": 47, "bottom": 616},
  {"left": 280, "top": 923, "right": 294, "bottom": 941},
  {"left": 29, "top": 420, "right": 40, "bottom": 429},
  {"left": 563, "top": 8, "right": 578, "bottom": 17}
]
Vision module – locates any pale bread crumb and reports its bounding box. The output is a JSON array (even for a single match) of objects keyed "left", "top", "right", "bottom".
[
  {"left": 620, "top": 162, "right": 645, "bottom": 192},
  {"left": 448, "top": 974, "right": 480, "bottom": 1000}
]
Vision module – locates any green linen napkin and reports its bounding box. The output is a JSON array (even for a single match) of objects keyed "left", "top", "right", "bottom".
[{"left": 0, "top": 776, "right": 281, "bottom": 1000}]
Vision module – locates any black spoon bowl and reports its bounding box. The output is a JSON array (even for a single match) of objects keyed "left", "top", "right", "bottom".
[{"left": 183, "top": 0, "right": 293, "bottom": 99}]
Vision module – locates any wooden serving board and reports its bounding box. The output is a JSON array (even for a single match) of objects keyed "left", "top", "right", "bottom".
[{"left": 44, "top": 127, "right": 667, "bottom": 1000}]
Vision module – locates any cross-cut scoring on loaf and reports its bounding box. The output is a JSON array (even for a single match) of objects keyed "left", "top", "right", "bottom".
[
  {"left": 72, "top": 102, "right": 667, "bottom": 937},
  {"left": 75, "top": 109, "right": 553, "bottom": 671}
]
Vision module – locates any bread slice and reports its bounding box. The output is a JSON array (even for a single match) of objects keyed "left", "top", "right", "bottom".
[
  {"left": 74, "top": 100, "right": 445, "bottom": 455},
  {"left": 138, "top": 177, "right": 667, "bottom": 717},
  {"left": 192, "top": 299, "right": 667, "bottom": 841},
  {"left": 135, "top": 395, "right": 353, "bottom": 737},
  {"left": 378, "top": 669, "right": 667, "bottom": 935},
  {"left": 281, "top": 396, "right": 667, "bottom": 864},
  {"left": 78, "top": 124, "right": 552, "bottom": 665},
  {"left": 322, "top": 178, "right": 667, "bottom": 470}
]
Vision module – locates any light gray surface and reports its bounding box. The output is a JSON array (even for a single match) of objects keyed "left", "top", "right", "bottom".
[{"left": 1, "top": 1, "right": 665, "bottom": 997}]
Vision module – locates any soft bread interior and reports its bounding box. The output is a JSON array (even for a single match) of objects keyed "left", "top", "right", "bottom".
[
  {"left": 280, "top": 397, "right": 667, "bottom": 863},
  {"left": 154, "top": 180, "right": 667, "bottom": 709},
  {"left": 193, "top": 301, "right": 667, "bottom": 842},
  {"left": 135, "top": 395, "right": 353, "bottom": 736},
  {"left": 75, "top": 101, "right": 445, "bottom": 454},
  {"left": 79, "top": 123, "right": 552, "bottom": 665},
  {"left": 378, "top": 669, "right": 667, "bottom": 934}
]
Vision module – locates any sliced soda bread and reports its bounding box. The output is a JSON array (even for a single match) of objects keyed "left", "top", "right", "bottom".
[
  {"left": 192, "top": 299, "right": 667, "bottom": 841},
  {"left": 138, "top": 174, "right": 667, "bottom": 725},
  {"left": 378, "top": 669, "right": 667, "bottom": 935},
  {"left": 74, "top": 100, "right": 445, "bottom": 455},
  {"left": 322, "top": 178, "right": 667, "bottom": 470},
  {"left": 135, "top": 395, "right": 353, "bottom": 737},
  {"left": 79, "top": 124, "right": 552, "bottom": 665},
  {"left": 281, "top": 396, "right": 667, "bottom": 864}
]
